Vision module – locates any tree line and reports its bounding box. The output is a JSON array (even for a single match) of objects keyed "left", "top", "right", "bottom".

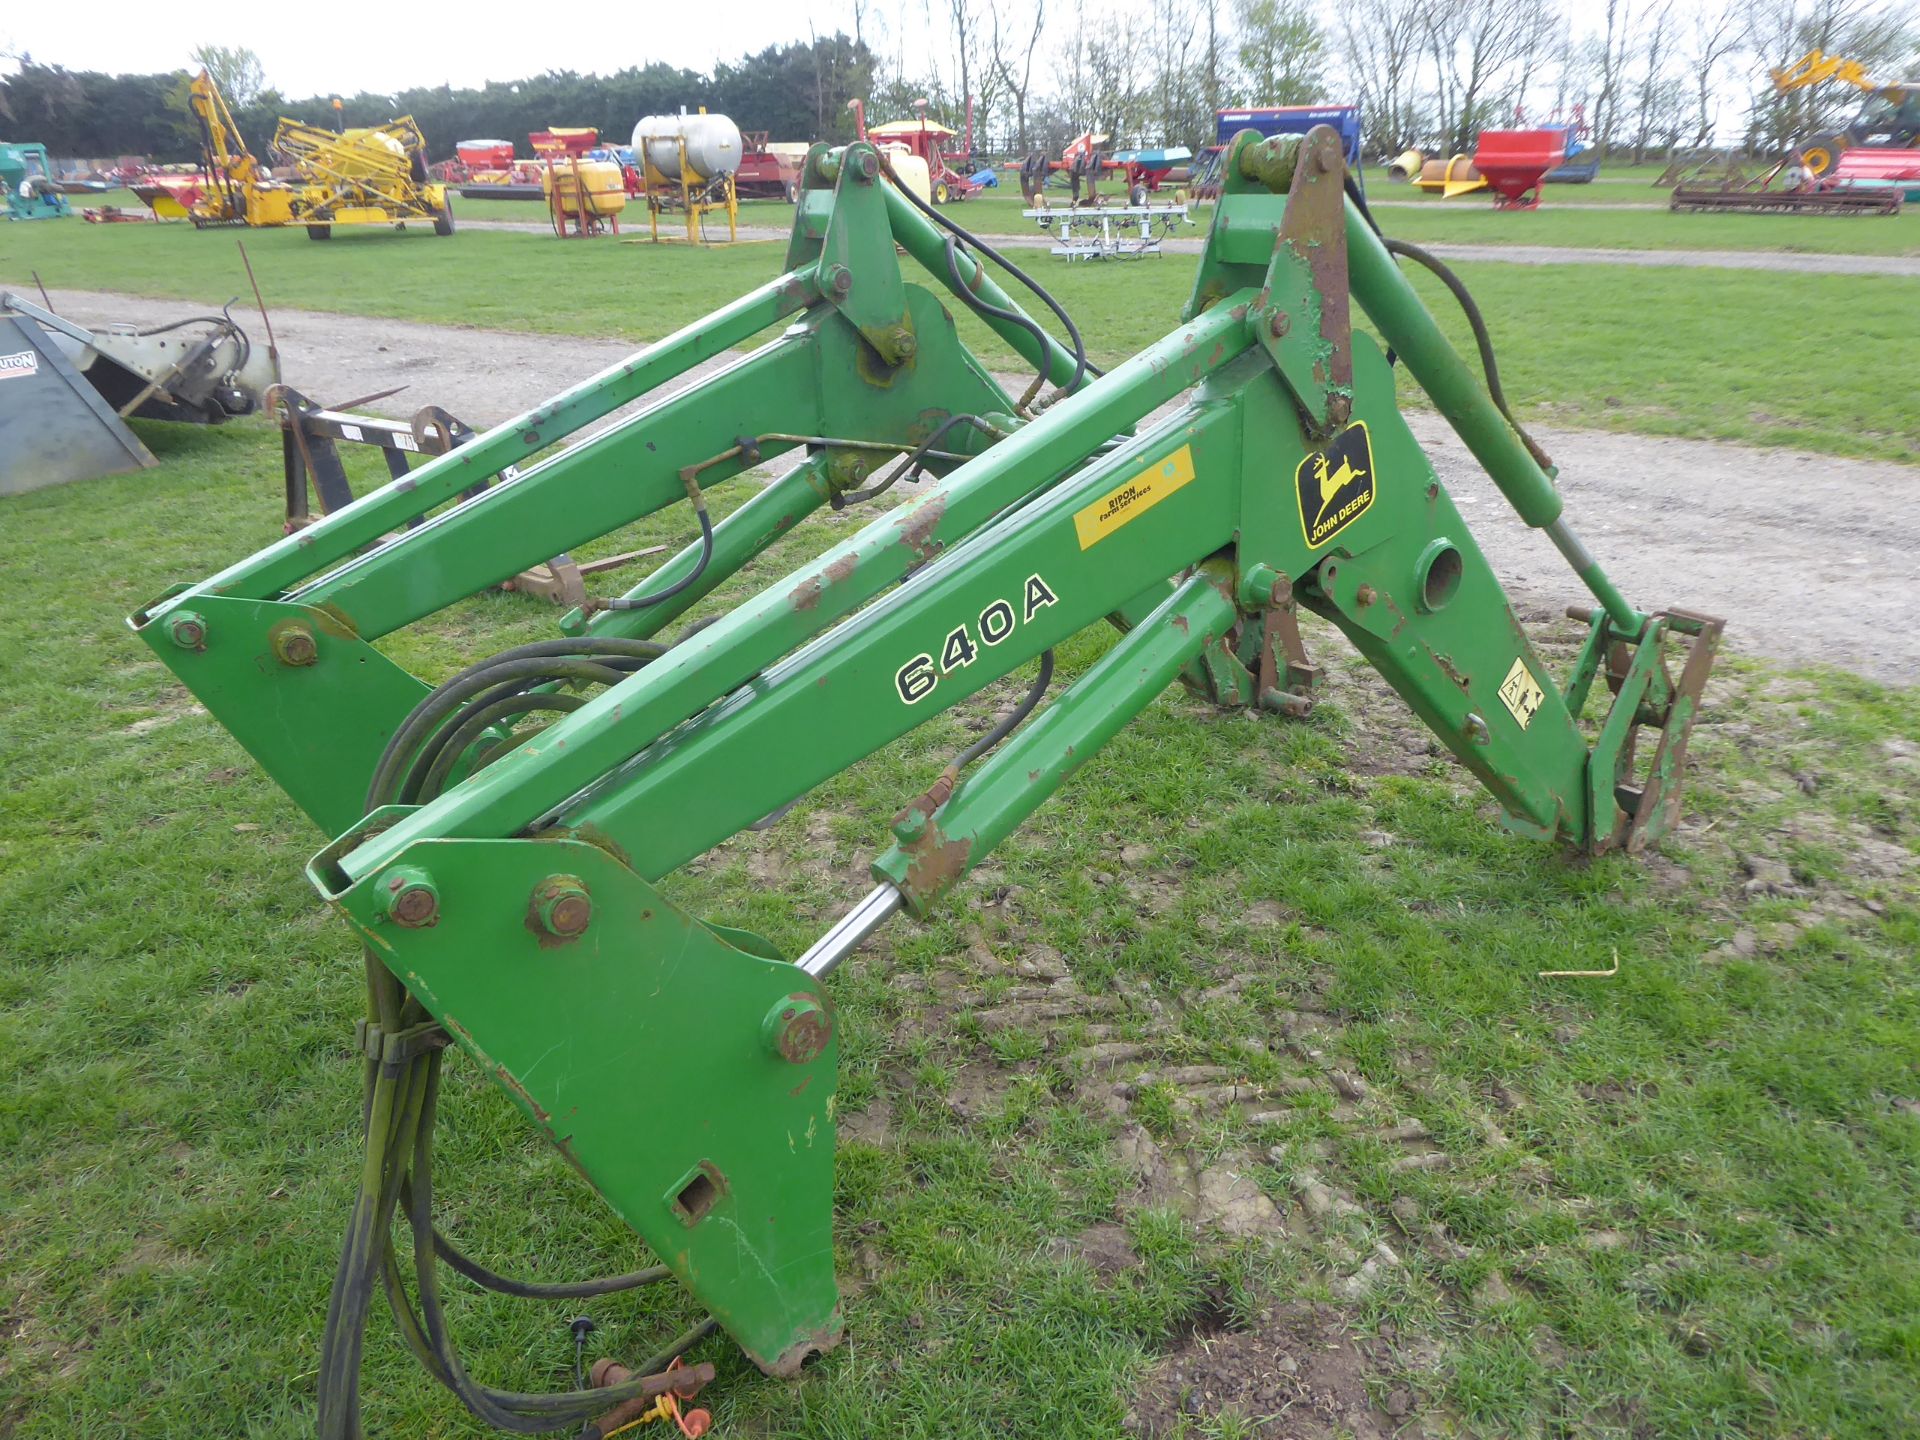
[
  {"left": 3, "top": 0, "right": 1915, "bottom": 168},
  {"left": 0, "top": 36, "right": 874, "bottom": 163},
  {"left": 882, "top": 0, "right": 1915, "bottom": 163}
]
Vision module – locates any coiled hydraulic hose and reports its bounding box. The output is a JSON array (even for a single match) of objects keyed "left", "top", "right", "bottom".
[{"left": 320, "top": 634, "right": 716, "bottom": 1439}]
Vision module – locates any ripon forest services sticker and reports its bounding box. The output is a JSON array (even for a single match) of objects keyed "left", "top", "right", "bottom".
[
  {"left": 1295, "top": 422, "right": 1376, "bottom": 548},
  {"left": 1074, "top": 444, "right": 1196, "bottom": 549},
  {"left": 1498, "top": 656, "right": 1546, "bottom": 729}
]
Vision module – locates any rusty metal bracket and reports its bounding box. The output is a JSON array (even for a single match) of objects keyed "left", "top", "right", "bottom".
[
  {"left": 1574, "top": 605, "right": 1725, "bottom": 854},
  {"left": 1254, "top": 571, "right": 1320, "bottom": 715},
  {"left": 1249, "top": 126, "right": 1354, "bottom": 441}
]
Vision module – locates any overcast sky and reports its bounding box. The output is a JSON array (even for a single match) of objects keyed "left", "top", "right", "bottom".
[
  {"left": 3, "top": 1, "right": 871, "bottom": 98},
  {"left": 0, "top": 0, "right": 1812, "bottom": 140}
]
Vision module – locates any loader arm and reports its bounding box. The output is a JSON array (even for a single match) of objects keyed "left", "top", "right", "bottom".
[{"left": 134, "top": 128, "right": 1722, "bottom": 1434}]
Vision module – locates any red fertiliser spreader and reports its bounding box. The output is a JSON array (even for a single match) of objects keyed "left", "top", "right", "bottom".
[{"left": 1471, "top": 129, "right": 1567, "bottom": 210}]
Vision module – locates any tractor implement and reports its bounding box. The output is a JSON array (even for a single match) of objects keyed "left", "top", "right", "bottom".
[{"left": 131, "top": 128, "right": 1722, "bottom": 1435}]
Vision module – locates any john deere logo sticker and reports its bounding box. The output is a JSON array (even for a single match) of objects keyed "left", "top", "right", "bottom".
[
  {"left": 1497, "top": 657, "right": 1546, "bottom": 729},
  {"left": 1295, "top": 422, "right": 1375, "bottom": 548}
]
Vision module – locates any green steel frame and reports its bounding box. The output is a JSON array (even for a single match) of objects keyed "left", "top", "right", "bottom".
[{"left": 132, "top": 128, "right": 1722, "bottom": 1402}]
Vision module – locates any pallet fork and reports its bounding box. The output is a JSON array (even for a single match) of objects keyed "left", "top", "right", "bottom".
[{"left": 130, "top": 128, "right": 1721, "bottom": 1432}]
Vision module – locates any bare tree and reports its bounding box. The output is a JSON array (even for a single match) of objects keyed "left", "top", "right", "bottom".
[
  {"left": 1587, "top": 0, "right": 1637, "bottom": 155},
  {"left": 988, "top": 0, "right": 1049, "bottom": 152},
  {"left": 1426, "top": 0, "right": 1558, "bottom": 152},
  {"left": 1148, "top": 0, "right": 1208, "bottom": 144},
  {"left": 1625, "top": 0, "right": 1682, "bottom": 159},
  {"left": 1200, "top": 0, "right": 1226, "bottom": 130},
  {"left": 1682, "top": 0, "right": 1744, "bottom": 146},
  {"left": 1344, "top": 0, "right": 1426, "bottom": 154},
  {"left": 943, "top": 0, "right": 980, "bottom": 141}
]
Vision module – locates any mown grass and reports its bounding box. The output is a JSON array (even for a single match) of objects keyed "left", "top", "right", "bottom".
[
  {"left": 6, "top": 216, "right": 1918, "bottom": 463},
  {"left": 36, "top": 171, "right": 1920, "bottom": 258},
  {"left": 2, "top": 418, "right": 1918, "bottom": 1438}
]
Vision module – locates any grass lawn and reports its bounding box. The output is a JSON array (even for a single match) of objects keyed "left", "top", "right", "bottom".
[
  {"left": 6, "top": 216, "right": 1918, "bottom": 464},
  {"left": 2, "top": 417, "right": 1917, "bottom": 1438},
  {"left": 1359, "top": 202, "right": 1920, "bottom": 256},
  {"left": 56, "top": 174, "right": 1920, "bottom": 257}
]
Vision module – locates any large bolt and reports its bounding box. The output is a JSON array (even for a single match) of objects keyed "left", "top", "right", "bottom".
[
  {"left": 380, "top": 867, "right": 439, "bottom": 928},
  {"left": 762, "top": 993, "right": 832, "bottom": 1064},
  {"left": 891, "top": 327, "right": 917, "bottom": 359},
  {"left": 855, "top": 150, "right": 879, "bottom": 180},
  {"left": 165, "top": 610, "right": 207, "bottom": 650},
  {"left": 1268, "top": 311, "right": 1290, "bottom": 339},
  {"left": 273, "top": 625, "right": 318, "bottom": 667},
  {"left": 531, "top": 876, "right": 593, "bottom": 941},
  {"left": 1238, "top": 563, "right": 1280, "bottom": 610},
  {"left": 825, "top": 263, "right": 853, "bottom": 296}
]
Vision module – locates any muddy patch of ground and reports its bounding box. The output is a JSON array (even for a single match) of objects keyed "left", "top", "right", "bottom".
[{"left": 1129, "top": 1300, "right": 1419, "bottom": 1439}]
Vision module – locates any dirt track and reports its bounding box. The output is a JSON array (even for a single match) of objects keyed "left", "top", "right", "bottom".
[
  {"left": 31, "top": 286, "right": 1920, "bottom": 685},
  {"left": 455, "top": 216, "right": 1920, "bottom": 276}
]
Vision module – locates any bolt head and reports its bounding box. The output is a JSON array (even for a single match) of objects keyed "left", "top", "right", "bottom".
[
  {"left": 892, "top": 329, "right": 917, "bottom": 358},
  {"left": 165, "top": 610, "right": 207, "bottom": 650},
  {"left": 1237, "top": 563, "right": 1280, "bottom": 611},
  {"left": 531, "top": 877, "right": 593, "bottom": 940},
  {"left": 381, "top": 868, "right": 439, "bottom": 928},
  {"left": 273, "top": 626, "right": 318, "bottom": 667},
  {"left": 1268, "top": 311, "right": 1290, "bottom": 339},
  {"left": 856, "top": 151, "right": 879, "bottom": 180},
  {"left": 763, "top": 993, "right": 832, "bottom": 1064},
  {"left": 826, "top": 264, "right": 853, "bottom": 296}
]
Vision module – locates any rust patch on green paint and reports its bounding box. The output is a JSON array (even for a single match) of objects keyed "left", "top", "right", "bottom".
[{"left": 895, "top": 492, "right": 947, "bottom": 562}]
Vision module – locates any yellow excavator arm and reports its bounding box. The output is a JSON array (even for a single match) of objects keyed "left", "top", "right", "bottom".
[
  {"left": 187, "top": 70, "right": 266, "bottom": 187},
  {"left": 1770, "top": 48, "right": 1882, "bottom": 97}
]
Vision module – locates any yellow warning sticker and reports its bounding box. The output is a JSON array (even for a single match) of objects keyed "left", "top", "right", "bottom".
[
  {"left": 1497, "top": 657, "right": 1546, "bottom": 729},
  {"left": 1073, "top": 445, "right": 1196, "bottom": 550}
]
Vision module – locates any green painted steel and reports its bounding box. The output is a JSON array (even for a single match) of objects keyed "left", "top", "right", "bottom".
[
  {"left": 330, "top": 300, "right": 1257, "bottom": 885},
  {"left": 874, "top": 569, "right": 1242, "bottom": 914},
  {"left": 566, "top": 453, "right": 834, "bottom": 640},
  {"left": 127, "top": 144, "right": 1070, "bottom": 835},
  {"left": 312, "top": 833, "right": 842, "bottom": 1374},
  {"left": 129, "top": 125, "right": 1721, "bottom": 1412},
  {"left": 131, "top": 595, "right": 432, "bottom": 836}
]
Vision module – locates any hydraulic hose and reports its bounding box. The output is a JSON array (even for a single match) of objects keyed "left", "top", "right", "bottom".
[
  {"left": 835, "top": 412, "right": 1007, "bottom": 509},
  {"left": 319, "top": 632, "right": 716, "bottom": 1438},
  {"left": 1342, "top": 174, "right": 1552, "bottom": 473},
  {"left": 953, "top": 650, "right": 1054, "bottom": 772},
  {"left": 596, "top": 477, "right": 716, "bottom": 612},
  {"left": 878, "top": 151, "right": 1102, "bottom": 393}
]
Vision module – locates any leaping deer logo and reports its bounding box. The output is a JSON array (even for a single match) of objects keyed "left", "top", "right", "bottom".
[{"left": 1309, "top": 450, "right": 1369, "bottom": 529}]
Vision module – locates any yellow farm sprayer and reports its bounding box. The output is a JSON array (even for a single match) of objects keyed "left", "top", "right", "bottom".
[{"left": 145, "top": 71, "right": 454, "bottom": 238}]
